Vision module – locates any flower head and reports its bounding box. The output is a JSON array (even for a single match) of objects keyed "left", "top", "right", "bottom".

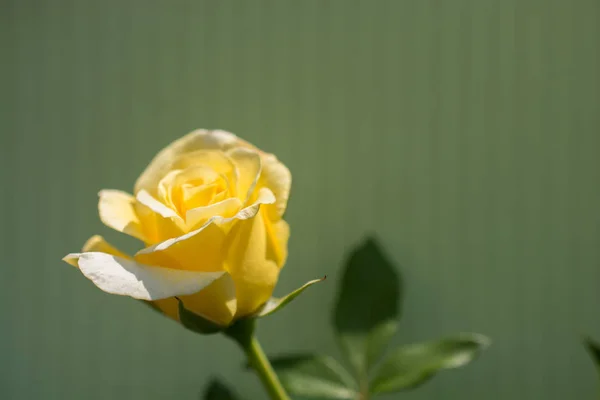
[{"left": 64, "top": 130, "right": 291, "bottom": 326}]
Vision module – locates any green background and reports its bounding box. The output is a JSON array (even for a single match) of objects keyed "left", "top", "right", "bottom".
[{"left": 2, "top": 1, "right": 599, "bottom": 399}]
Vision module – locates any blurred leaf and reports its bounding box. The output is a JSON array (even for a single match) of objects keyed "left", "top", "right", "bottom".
[
  {"left": 203, "top": 379, "right": 240, "bottom": 400},
  {"left": 333, "top": 237, "right": 402, "bottom": 380},
  {"left": 370, "top": 333, "right": 490, "bottom": 394},
  {"left": 255, "top": 277, "right": 326, "bottom": 318},
  {"left": 177, "top": 298, "right": 223, "bottom": 335},
  {"left": 270, "top": 354, "right": 358, "bottom": 399},
  {"left": 584, "top": 336, "right": 600, "bottom": 375}
]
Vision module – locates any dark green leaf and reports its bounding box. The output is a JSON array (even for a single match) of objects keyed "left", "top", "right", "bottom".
[
  {"left": 270, "top": 354, "right": 358, "bottom": 399},
  {"left": 333, "top": 237, "right": 402, "bottom": 380},
  {"left": 177, "top": 298, "right": 224, "bottom": 335},
  {"left": 584, "top": 336, "right": 600, "bottom": 376},
  {"left": 370, "top": 333, "right": 490, "bottom": 394},
  {"left": 255, "top": 277, "right": 326, "bottom": 318},
  {"left": 203, "top": 379, "right": 240, "bottom": 400}
]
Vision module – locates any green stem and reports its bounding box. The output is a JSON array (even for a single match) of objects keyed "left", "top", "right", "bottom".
[
  {"left": 225, "top": 319, "right": 290, "bottom": 400},
  {"left": 245, "top": 336, "right": 291, "bottom": 400},
  {"left": 358, "top": 378, "right": 369, "bottom": 400}
]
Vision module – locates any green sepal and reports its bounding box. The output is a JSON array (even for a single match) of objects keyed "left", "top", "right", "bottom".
[
  {"left": 224, "top": 318, "right": 256, "bottom": 349},
  {"left": 370, "top": 333, "right": 490, "bottom": 394},
  {"left": 176, "top": 297, "right": 224, "bottom": 335},
  {"left": 253, "top": 277, "right": 326, "bottom": 318},
  {"left": 268, "top": 354, "right": 358, "bottom": 399},
  {"left": 203, "top": 378, "right": 242, "bottom": 400}
]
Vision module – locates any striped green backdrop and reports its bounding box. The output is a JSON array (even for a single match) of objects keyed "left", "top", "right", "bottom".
[{"left": 1, "top": 1, "right": 599, "bottom": 399}]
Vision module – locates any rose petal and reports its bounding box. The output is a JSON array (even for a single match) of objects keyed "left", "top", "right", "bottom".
[
  {"left": 83, "top": 235, "right": 130, "bottom": 258},
  {"left": 233, "top": 187, "right": 276, "bottom": 220},
  {"left": 174, "top": 166, "right": 223, "bottom": 210},
  {"left": 259, "top": 154, "right": 292, "bottom": 220},
  {"left": 63, "top": 252, "right": 224, "bottom": 301},
  {"left": 135, "top": 130, "right": 241, "bottom": 195},
  {"left": 98, "top": 190, "right": 146, "bottom": 242},
  {"left": 135, "top": 220, "right": 228, "bottom": 272},
  {"left": 226, "top": 208, "right": 280, "bottom": 317},
  {"left": 265, "top": 218, "right": 290, "bottom": 268},
  {"left": 134, "top": 189, "right": 188, "bottom": 243},
  {"left": 149, "top": 298, "right": 180, "bottom": 322},
  {"left": 134, "top": 188, "right": 275, "bottom": 271},
  {"left": 227, "top": 148, "right": 261, "bottom": 204},
  {"left": 178, "top": 273, "right": 238, "bottom": 326},
  {"left": 63, "top": 254, "right": 81, "bottom": 268},
  {"left": 186, "top": 197, "right": 242, "bottom": 229},
  {"left": 174, "top": 150, "right": 236, "bottom": 176},
  {"left": 136, "top": 190, "right": 182, "bottom": 220},
  {"left": 64, "top": 235, "right": 129, "bottom": 267}
]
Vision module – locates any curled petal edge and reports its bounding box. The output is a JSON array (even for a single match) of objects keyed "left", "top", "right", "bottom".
[{"left": 63, "top": 252, "right": 225, "bottom": 301}]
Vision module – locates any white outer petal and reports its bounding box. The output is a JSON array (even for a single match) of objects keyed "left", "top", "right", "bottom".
[{"left": 66, "top": 252, "right": 224, "bottom": 300}]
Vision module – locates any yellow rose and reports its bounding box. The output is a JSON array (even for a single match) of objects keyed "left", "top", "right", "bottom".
[{"left": 64, "top": 130, "right": 291, "bottom": 327}]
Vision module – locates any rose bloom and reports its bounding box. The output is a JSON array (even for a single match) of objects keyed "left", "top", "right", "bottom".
[{"left": 64, "top": 130, "right": 291, "bottom": 326}]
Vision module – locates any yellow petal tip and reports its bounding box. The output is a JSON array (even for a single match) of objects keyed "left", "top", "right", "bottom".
[{"left": 63, "top": 253, "right": 80, "bottom": 267}]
